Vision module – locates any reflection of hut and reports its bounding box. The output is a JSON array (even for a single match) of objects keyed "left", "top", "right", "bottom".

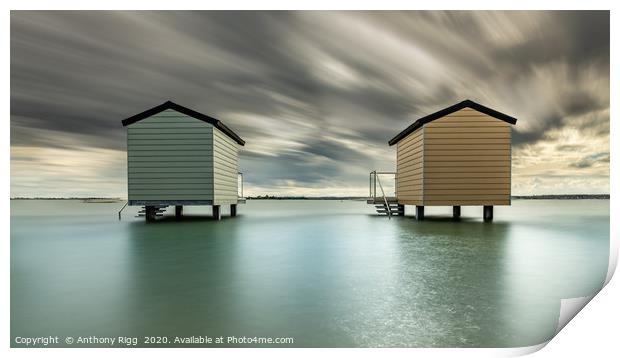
[
  {"left": 388, "top": 100, "right": 517, "bottom": 222},
  {"left": 121, "top": 101, "right": 245, "bottom": 221}
]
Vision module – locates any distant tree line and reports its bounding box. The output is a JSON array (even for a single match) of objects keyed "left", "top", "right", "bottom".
[{"left": 511, "top": 194, "right": 609, "bottom": 200}]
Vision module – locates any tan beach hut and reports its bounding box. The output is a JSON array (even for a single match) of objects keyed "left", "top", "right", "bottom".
[{"left": 383, "top": 100, "right": 517, "bottom": 221}]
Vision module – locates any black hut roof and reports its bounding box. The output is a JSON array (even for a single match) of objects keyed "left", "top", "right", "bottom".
[
  {"left": 388, "top": 99, "right": 517, "bottom": 146},
  {"left": 121, "top": 101, "right": 245, "bottom": 146}
]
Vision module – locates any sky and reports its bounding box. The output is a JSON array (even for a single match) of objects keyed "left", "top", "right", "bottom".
[{"left": 10, "top": 11, "right": 610, "bottom": 197}]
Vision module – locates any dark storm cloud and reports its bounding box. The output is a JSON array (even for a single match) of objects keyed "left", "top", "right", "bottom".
[
  {"left": 512, "top": 88, "right": 608, "bottom": 146},
  {"left": 10, "top": 11, "right": 609, "bottom": 194},
  {"left": 491, "top": 11, "right": 610, "bottom": 71},
  {"left": 243, "top": 151, "right": 341, "bottom": 186},
  {"left": 512, "top": 115, "right": 563, "bottom": 146}
]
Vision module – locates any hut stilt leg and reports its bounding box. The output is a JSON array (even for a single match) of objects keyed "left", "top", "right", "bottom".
[
  {"left": 230, "top": 204, "right": 237, "bottom": 217},
  {"left": 453, "top": 206, "right": 461, "bottom": 220},
  {"left": 145, "top": 206, "right": 156, "bottom": 222},
  {"left": 483, "top": 206, "right": 493, "bottom": 222},
  {"left": 213, "top": 205, "right": 221, "bottom": 220},
  {"left": 415, "top": 206, "right": 424, "bottom": 221},
  {"left": 175, "top": 205, "right": 183, "bottom": 219}
]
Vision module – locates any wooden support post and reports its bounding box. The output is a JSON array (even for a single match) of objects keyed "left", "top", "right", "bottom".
[
  {"left": 453, "top": 206, "right": 461, "bottom": 220},
  {"left": 415, "top": 205, "right": 424, "bottom": 221},
  {"left": 175, "top": 205, "right": 183, "bottom": 219},
  {"left": 213, "top": 205, "right": 221, "bottom": 220},
  {"left": 230, "top": 204, "right": 237, "bottom": 217},
  {"left": 145, "top": 206, "right": 156, "bottom": 222},
  {"left": 483, "top": 206, "right": 493, "bottom": 222}
]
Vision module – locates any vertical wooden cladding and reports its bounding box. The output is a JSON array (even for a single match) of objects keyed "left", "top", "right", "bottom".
[
  {"left": 127, "top": 109, "right": 215, "bottom": 202},
  {"left": 423, "top": 108, "right": 511, "bottom": 205},
  {"left": 396, "top": 127, "right": 423, "bottom": 205},
  {"left": 213, "top": 127, "right": 240, "bottom": 205}
]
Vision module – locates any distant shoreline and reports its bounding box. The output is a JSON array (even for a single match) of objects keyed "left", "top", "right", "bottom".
[
  {"left": 246, "top": 194, "right": 611, "bottom": 200},
  {"left": 10, "top": 194, "right": 610, "bottom": 201},
  {"left": 10, "top": 197, "right": 125, "bottom": 202},
  {"left": 510, "top": 194, "right": 609, "bottom": 200}
]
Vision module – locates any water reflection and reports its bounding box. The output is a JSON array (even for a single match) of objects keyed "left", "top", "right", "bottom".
[
  {"left": 499, "top": 215, "right": 609, "bottom": 346},
  {"left": 10, "top": 200, "right": 609, "bottom": 347},
  {"left": 124, "top": 216, "right": 241, "bottom": 342}
]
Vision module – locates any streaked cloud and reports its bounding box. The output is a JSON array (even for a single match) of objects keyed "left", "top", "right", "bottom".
[{"left": 10, "top": 11, "right": 609, "bottom": 197}]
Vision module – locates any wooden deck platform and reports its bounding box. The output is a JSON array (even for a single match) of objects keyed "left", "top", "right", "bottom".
[{"left": 366, "top": 197, "right": 398, "bottom": 205}]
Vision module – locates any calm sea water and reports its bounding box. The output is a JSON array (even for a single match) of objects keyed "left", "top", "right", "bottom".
[{"left": 10, "top": 200, "right": 609, "bottom": 348}]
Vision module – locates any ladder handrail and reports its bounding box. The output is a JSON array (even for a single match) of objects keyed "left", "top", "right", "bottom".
[
  {"left": 371, "top": 170, "right": 377, "bottom": 199},
  {"left": 118, "top": 201, "right": 128, "bottom": 221},
  {"left": 375, "top": 174, "right": 392, "bottom": 220},
  {"left": 369, "top": 171, "right": 397, "bottom": 201}
]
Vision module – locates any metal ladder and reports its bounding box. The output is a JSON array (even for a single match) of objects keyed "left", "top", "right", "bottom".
[
  {"left": 374, "top": 202, "right": 404, "bottom": 216},
  {"left": 368, "top": 171, "right": 403, "bottom": 217},
  {"left": 376, "top": 173, "right": 392, "bottom": 219},
  {"left": 136, "top": 205, "right": 168, "bottom": 218}
]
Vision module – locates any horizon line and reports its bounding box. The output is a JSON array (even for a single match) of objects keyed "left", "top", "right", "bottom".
[{"left": 10, "top": 194, "right": 611, "bottom": 200}]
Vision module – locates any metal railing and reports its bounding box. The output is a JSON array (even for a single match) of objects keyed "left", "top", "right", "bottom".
[
  {"left": 369, "top": 171, "right": 397, "bottom": 200},
  {"left": 118, "top": 201, "right": 128, "bottom": 221},
  {"left": 377, "top": 174, "right": 392, "bottom": 219},
  {"left": 238, "top": 172, "right": 244, "bottom": 198}
]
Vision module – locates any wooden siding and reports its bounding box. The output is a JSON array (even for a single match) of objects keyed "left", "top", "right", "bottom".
[
  {"left": 213, "top": 126, "right": 239, "bottom": 205},
  {"left": 423, "top": 108, "right": 511, "bottom": 205},
  {"left": 127, "top": 109, "right": 215, "bottom": 202},
  {"left": 396, "top": 126, "right": 424, "bottom": 205},
  {"left": 395, "top": 107, "right": 512, "bottom": 206}
]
